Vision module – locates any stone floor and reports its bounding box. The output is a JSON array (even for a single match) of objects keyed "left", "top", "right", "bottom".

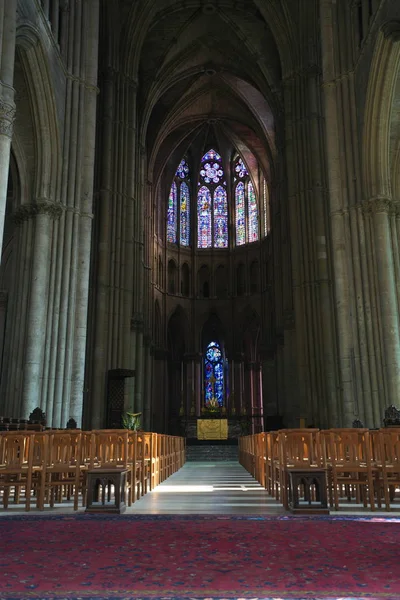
[
  {"left": 131, "top": 460, "right": 283, "bottom": 514},
  {"left": 1, "top": 460, "right": 400, "bottom": 516}
]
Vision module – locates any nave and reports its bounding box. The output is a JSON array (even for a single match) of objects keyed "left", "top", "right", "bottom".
[{"left": 131, "top": 461, "right": 283, "bottom": 515}]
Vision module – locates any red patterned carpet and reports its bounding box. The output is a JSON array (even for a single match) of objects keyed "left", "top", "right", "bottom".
[{"left": 0, "top": 514, "right": 399, "bottom": 599}]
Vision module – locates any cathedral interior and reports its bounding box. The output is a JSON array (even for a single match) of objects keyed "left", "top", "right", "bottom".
[{"left": 1, "top": 0, "right": 400, "bottom": 435}]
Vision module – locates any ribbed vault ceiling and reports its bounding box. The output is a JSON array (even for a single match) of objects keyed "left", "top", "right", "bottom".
[{"left": 119, "top": 0, "right": 295, "bottom": 186}]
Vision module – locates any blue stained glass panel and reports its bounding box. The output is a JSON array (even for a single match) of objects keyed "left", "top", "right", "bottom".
[
  {"left": 200, "top": 162, "right": 223, "bottom": 184},
  {"left": 235, "top": 181, "right": 245, "bottom": 246},
  {"left": 213, "top": 186, "right": 228, "bottom": 248},
  {"left": 206, "top": 342, "right": 221, "bottom": 362},
  {"left": 180, "top": 182, "right": 190, "bottom": 246},
  {"left": 204, "top": 341, "right": 224, "bottom": 407},
  {"left": 202, "top": 149, "right": 221, "bottom": 162},
  {"left": 197, "top": 186, "right": 212, "bottom": 248},
  {"left": 167, "top": 181, "right": 177, "bottom": 243},
  {"left": 235, "top": 157, "right": 248, "bottom": 178},
  {"left": 176, "top": 158, "right": 189, "bottom": 179},
  {"left": 248, "top": 182, "right": 259, "bottom": 242}
]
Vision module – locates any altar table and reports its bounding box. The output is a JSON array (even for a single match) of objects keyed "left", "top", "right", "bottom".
[{"left": 197, "top": 418, "right": 228, "bottom": 440}]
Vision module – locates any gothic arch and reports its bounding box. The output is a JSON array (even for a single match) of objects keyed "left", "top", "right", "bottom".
[
  {"left": 15, "top": 24, "right": 61, "bottom": 203},
  {"left": 362, "top": 23, "right": 400, "bottom": 200}
]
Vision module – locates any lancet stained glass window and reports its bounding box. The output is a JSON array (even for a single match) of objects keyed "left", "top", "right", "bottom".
[
  {"left": 198, "top": 186, "right": 212, "bottom": 248},
  {"left": 168, "top": 151, "right": 262, "bottom": 249},
  {"left": 180, "top": 182, "right": 190, "bottom": 246},
  {"left": 235, "top": 181, "right": 246, "bottom": 246},
  {"left": 167, "top": 181, "right": 177, "bottom": 243},
  {"left": 214, "top": 186, "right": 228, "bottom": 248},
  {"left": 197, "top": 149, "right": 228, "bottom": 248},
  {"left": 233, "top": 155, "right": 259, "bottom": 246},
  {"left": 248, "top": 182, "right": 258, "bottom": 243},
  {"left": 204, "top": 340, "right": 225, "bottom": 407},
  {"left": 167, "top": 158, "right": 191, "bottom": 246}
]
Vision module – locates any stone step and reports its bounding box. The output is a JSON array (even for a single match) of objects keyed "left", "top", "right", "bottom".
[{"left": 186, "top": 444, "right": 238, "bottom": 461}]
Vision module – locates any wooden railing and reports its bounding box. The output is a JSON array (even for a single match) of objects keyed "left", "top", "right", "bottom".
[
  {"left": 0, "top": 430, "right": 185, "bottom": 511},
  {"left": 239, "top": 428, "right": 400, "bottom": 511}
]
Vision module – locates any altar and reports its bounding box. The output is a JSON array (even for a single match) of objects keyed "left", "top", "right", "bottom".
[{"left": 197, "top": 418, "right": 228, "bottom": 440}]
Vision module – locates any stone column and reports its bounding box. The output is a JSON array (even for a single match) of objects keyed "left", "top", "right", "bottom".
[
  {"left": 247, "top": 361, "right": 256, "bottom": 433},
  {"left": 368, "top": 198, "right": 400, "bottom": 403},
  {"left": 69, "top": 0, "right": 99, "bottom": 427},
  {"left": 257, "top": 362, "right": 264, "bottom": 431},
  {"left": 0, "top": 0, "right": 16, "bottom": 258},
  {"left": 143, "top": 336, "right": 152, "bottom": 430},
  {"left": 195, "top": 355, "right": 201, "bottom": 416},
  {"left": 18, "top": 202, "right": 63, "bottom": 419}
]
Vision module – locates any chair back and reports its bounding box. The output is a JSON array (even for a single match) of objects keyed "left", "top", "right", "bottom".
[{"left": 90, "top": 430, "right": 129, "bottom": 468}]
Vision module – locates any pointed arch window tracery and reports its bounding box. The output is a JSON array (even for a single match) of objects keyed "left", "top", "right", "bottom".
[
  {"left": 167, "top": 152, "right": 264, "bottom": 248},
  {"left": 197, "top": 149, "right": 228, "bottom": 248},
  {"left": 234, "top": 156, "right": 259, "bottom": 245},
  {"left": 167, "top": 158, "right": 191, "bottom": 246}
]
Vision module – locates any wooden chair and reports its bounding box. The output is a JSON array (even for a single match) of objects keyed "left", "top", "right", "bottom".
[
  {"left": 89, "top": 430, "right": 132, "bottom": 505},
  {"left": 265, "top": 431, "right": 279, "bottom": 497},
  {"left": 0, "top": 432, "right": 47, "bottom": 511},
  {"left": 377, "top": 429, "right": 400, "bottom": 510},
  {"left": 43, "top": 431, "right": 83, "bottom": 511},
  {"left": 325, "top": 429, "right": 376, "bottom": 510},
  {"left": 276, "top": 429, "right": 322, "bottom": 509}
]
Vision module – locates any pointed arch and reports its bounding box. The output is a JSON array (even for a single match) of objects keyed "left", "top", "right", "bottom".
[
  {"left": 197, "top": 185, "right": 212, "bottom": 248},
  {"left": 362, "top": 24, "right": 400, "bottom": 199},
  {"left": 179, "top": 181, "right": 190, "bottom": 246},
  {"left": 213, "top": 186, "right": 228, "bottom": 248},
  {"left": 247, "top": 181, "right": 259, "bottom": 242},
  {"left": 167, "top": 181, "right": 177, "bottom": 243},
  {"left": 235, "top": 181, "right": 246, "bottom": 246}
]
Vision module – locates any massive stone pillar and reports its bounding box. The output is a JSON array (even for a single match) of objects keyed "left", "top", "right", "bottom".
[
  {"left": 19, "top": 203, "right": 62, "bottom": 419},
  {"left": 0, "top": 0, "right": 16, "bottom": 258},
  {"left": 284, "top": 60, "right": 337, "bottom": 427},
  {"left": 368, "top": 198, "right": 400, "bottom": 404},
  {"left": 69, "top": 0, "right": 99, "bottom": 426}
]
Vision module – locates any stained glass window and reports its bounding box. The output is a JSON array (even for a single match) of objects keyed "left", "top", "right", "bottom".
[
  {"left": 263, "top": 178, "right": 269, "bottom": 237},
  {"left": 197, "top": 149, "right": 228, "bottom": 248},
  {"left": 200, "top": 162, "right": 223, "bottom": 184},
  {"left": 198, "top": 186, "right": 212, "bottom": 248},
  {"left": 213, "top": 186, "right": 228, "bottom": 248},
  {"left": 204, "top": 340, "right": 225, "bottom": 407},
  {"left": 235, "top": 181, "right": 245, "bottom": 246},
  {"left": 177, "top": 158, "right": 189, "bottom": 179},
  {"left": 248, "top": 182, "right": 259, "bottom": 242},
  {"left": 233, "top": 155, "right": 259, "bottom": 246},
  {"left": 235, "top": 158, "right": 248, "bottom": 179},
  {"left": 180, "top": 182, "right": 190, "bottom": 246},
  {"left": 167, "top": 181, "right": 177, "bottom": 243},
  {"left": 203, "top": 149, "right": 221, "bottom": 161},
  {"left": 168, "top": 158, "right": 191, "bottom": 246}
]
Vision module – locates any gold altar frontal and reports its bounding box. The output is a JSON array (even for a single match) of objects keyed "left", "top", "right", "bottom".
[{"left": 197, "top": 418, "right": 228, "bottom": 440}]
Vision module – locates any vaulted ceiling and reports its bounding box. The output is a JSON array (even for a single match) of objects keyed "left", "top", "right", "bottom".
[{"left": 106, "top": 1, "right": 309, "bottom": 186}]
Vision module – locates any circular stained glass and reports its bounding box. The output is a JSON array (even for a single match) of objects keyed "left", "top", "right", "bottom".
[
  {"left": 206, "top": 344, "right": 221, "bottom": 362},
  {"left": 176, "top": 159, "right": 189, "bottom": 179},
  {"left": 200, "top": 162, "right": 223, "bottom": 184},
  {"left": 235, "top": 158, "right": 248, "bottom": 178}
]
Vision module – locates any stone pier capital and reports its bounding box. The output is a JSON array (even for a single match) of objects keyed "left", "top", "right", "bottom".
[
  {"left": 363, "top": 196, "right": 393, "bottom": 215},
  {"left": 0, "top": 98, "right": 16, "bottom": 138},
  {"left": 13, "top": 200, "right": 64, "bottom": 224}
]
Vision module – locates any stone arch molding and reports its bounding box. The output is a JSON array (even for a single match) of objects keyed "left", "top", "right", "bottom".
[
  {"left": 15, "top": 22, "right": 61, "bottom": 210},
  {"left": 362, "top": 21, "right": 400, "bottom": 202}
]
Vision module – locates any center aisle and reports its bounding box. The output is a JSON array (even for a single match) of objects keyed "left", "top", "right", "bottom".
[{"left": 130, "top": 461, "right": 284, "bottom": 514}]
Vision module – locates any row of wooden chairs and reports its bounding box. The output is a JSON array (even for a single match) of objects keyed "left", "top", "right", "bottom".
[
  {"left": 239, "top": 428, "right": 400, "bottom": 511},
  {"left": 0, "top": 430, "right": 185, "bottom": 511}
]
